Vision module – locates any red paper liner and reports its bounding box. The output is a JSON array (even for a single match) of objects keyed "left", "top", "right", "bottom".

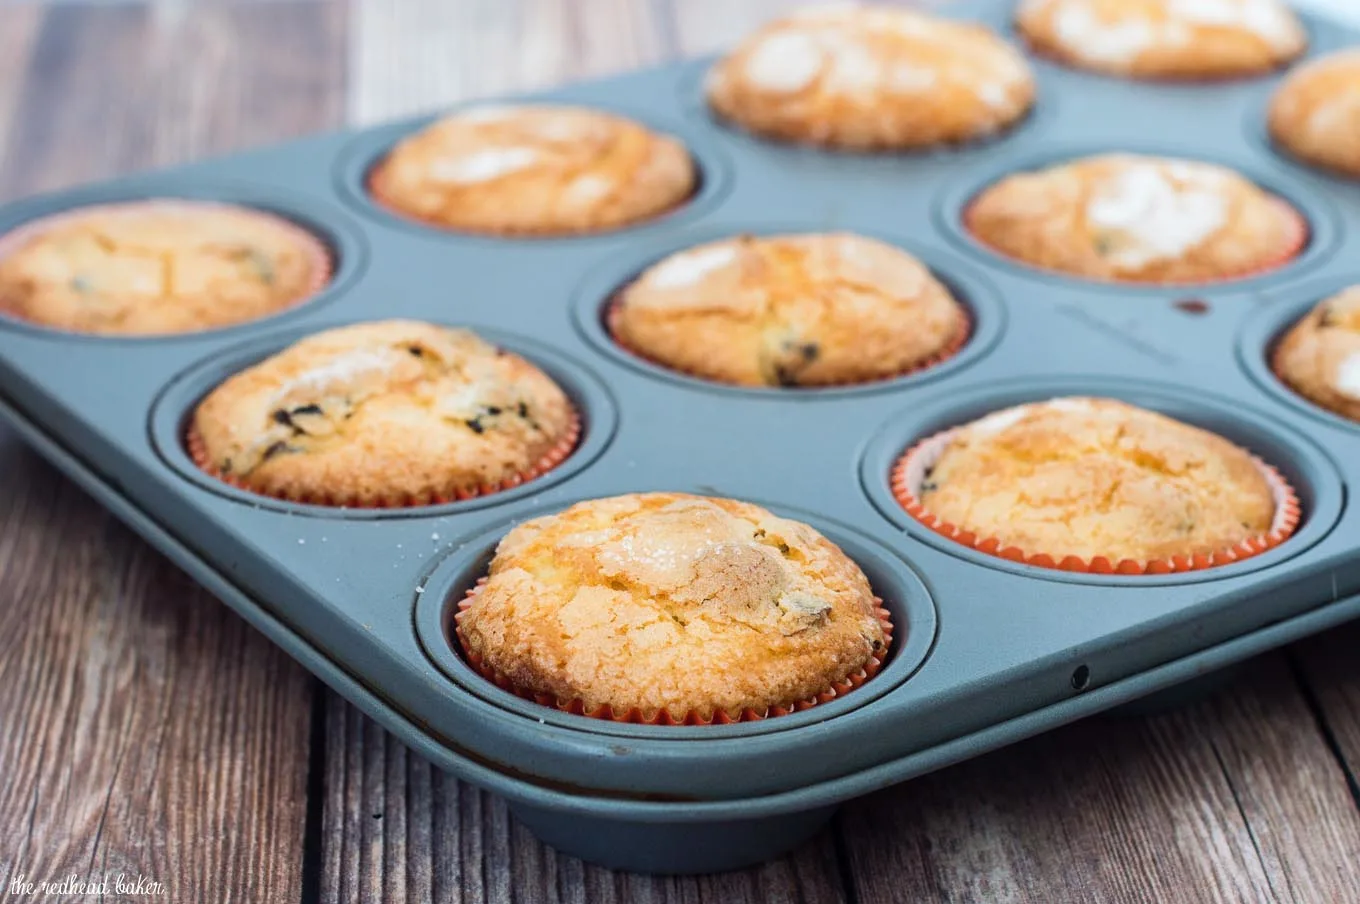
[
  {"left": 0, "top": 200, "right": 333, "bottom": 331},
  {"left": 186, "top": 409, "right": 581, "bottom": 508},
  {"left": 605, "top": 296, "right": 973, "bottom": 389},
  {"left": 961, "top": 194, "right": 1309, "bottom": 287},
  {"left": 889, "top": 421, "right": 1302, "bottom": 575},
  {"left": 454, "top": 579, "right": 895, "bottom": 725}
]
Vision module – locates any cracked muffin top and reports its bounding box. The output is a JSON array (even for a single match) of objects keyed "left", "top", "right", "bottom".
[
  {"left": 1016, "top": 0, "right": 1305, "bottom": 80},
  {"left": 1269, "top": 50, "right": 1360, "bottom": 179},
  {"left": 190, "top": 320, "right": 577, "bottom": 506},
  {"left": 456, "top": 493, "right": 889, "bottom": 721},
  {"left": 916, "top": 398, "right": 1276, "bottom": 564},
  {"left": 705, "top": 4, "right": 1034, "bottom": 150},
  {"left": 0, "top": 200, "right": 329, "bottom": 335},
  {"left": 368, "top": 104, "right": 696, "bottom": 236},
  {"left": 965, "top": 154, "right": 1307, "bottom": 284},
  {"left": 609, "top": 233, "right": 968, "bottom": 387},
  {"left": 1273, "top": 286, "right": 1360, "bottom": 424}
]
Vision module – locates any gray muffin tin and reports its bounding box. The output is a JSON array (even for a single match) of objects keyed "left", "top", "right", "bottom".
[{"left": 2, "top": 0, "right": 1360, "bottom": 875}]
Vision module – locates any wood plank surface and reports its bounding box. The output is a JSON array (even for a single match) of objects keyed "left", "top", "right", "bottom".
[
  {"left": 319, "top": 695, "right": 849, "bottom": 904},
  {"left": 0, "top": 3, "right": 346, "bottom": 901},
  {"left": 839, "top": 656, "right": 1360, "bottom": 904},
  {"left": 1293, "top": 623, "right": 1360, "bottom": 797}
]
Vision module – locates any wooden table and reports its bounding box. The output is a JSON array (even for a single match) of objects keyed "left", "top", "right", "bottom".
[{"left": 0, "top": 2, "right": 1357, "bottom": 900}]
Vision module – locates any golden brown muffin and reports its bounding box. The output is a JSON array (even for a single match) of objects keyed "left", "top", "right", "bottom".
[
  {"left": 965, "top": 154, "right": 1307, "bottom": 284},
  {"left": 0, "top": 201, "right": 329, "bottom": 336},
  {"left": 456, "top": 493, "right": 889, "bottom": 722},
  {"left": 190, "top": 320, "right": 578, "bottom": 506},
  {"left": 1015, "top": 0, "right": 1306, "bottom": 80},
  {"left": 368, "top": 105, "right": 696, "bottom": 236},
  {"left": 1273, "top": 286, "right": 1360, "bottom": 423},
  {"left": 1269, "top": 50, "right": 1360, "bottom": 178},
  {"left": 705, "top": 4, "right": 1035, "bottom": 150},
  {"left": 908, "top": 398, "right": 1278, "bottom": 565},
  {"left": 609, "top": 233, "right": 968, "bottom": 387}
]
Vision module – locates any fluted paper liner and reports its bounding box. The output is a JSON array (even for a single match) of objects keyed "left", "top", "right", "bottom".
[
  {"left": 890, "top": 425, "right": 1302, "bottom": 575},
  {"left": 454, "top": 579, "right": 895, "bottom": 725},
  {"left": 606, "top": 297, "right": 973, "bottom": 389},
  {"left": 0, "top": 200, "right": 333, "bottom": 332},
  {"left": 186, "top": 409, "right": 581, "bottom": 508}
]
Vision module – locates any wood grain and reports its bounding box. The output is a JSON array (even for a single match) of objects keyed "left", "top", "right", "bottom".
[
  {"left": 319, "top": 694, "right": 849, "bottom": 904},
  {"left": 1293, "top": 622, "right": 1360, "bottom": 799},
  {"left": 839, "top": 655, "right": 1360, "bottom": 904},
  {"left": 347, "top": 0, "right": 672, "bottom": 126},
  {"left": 0, "top": 3, "right": 346, "bottom": 901}
]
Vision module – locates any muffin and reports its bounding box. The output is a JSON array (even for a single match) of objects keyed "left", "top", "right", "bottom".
[
  {"left": 1273, "top": 286, "right": 1360, "bottom": 423},
  {"left": 705, "top": 4, "right": 1035, "bottom": 151},
  {"left": 455, "top": 493, "right": 891, "bottom": 723},
  {"left": 892, "top": 397, "right": 1298, "bottom": 572},
  {"left": 189, "top": 320, "right": 579, "bottom": 506},
  {"left": 368, "top": 105, "right": 696, "bottom": 236},
  {"left": 1269, "top": 50, "right": 1360, "bottom": 178},
  {"left": 609, "top": 233, "right": 969, "bottom": 387},
  {"left": 0, "top": 200, "right": 330, "bottom": 336},
  {"left": 965, "top": 154, "right": 1307, "bottom": 284},
  {"left": 1016, "top": 0, "right": 1306, "bottom": 80}
]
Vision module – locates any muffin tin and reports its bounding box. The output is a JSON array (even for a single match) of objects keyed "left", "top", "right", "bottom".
[{"left": 2, "top": 0, "right": 1360, "bottom": 875}]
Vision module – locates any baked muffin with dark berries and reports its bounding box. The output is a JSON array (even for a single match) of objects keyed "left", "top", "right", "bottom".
[
  {"left": 610, "top": 232, "right": 968, "bottom": 387},
  {"left": 189, "top": 320, "right": 579, "bottom": 506},
  {"left": 0, "top": 200, "right": 330, "bottom": 335}
]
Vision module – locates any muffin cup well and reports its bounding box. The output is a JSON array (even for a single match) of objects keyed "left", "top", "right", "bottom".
[
  {"left": 0, "top": 200, "right": 334, "bottom": 333},
  {"left": 889, "top": 427, "right": 1302, "bottom": 575},
  {"left": 185, "top": 410, "right": 582, "bottom": 508},
  {"left": 604, "top": 298, "right": 973, "bottom": 390},
  {"left": 453, "top": 579, "right": 895, "bottom": 725},
  {"left": 960, "top": 195, "right": 1309, "bottom": 286}
]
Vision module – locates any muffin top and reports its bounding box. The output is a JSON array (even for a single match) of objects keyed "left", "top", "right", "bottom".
[
  {"left": 610, "top": 233, "right": 968, "bottom": 387},
  {"left": 1274, "top": 286, "right": 1360, "bottom": 424},
  {"left": 456, "top": 493, "right": 888, "bottom": 721},
  {"left": 1269, "top": 50, "right": 1360, "bottom": 178},
  {"left": 705, "top": 4, "right": 1034, "bottom": 150},
  {"left": 191, "top": 321, "right": 576, "bottom": 505},
  {"left": 965, "top": 154, "right": 1306, "bottom": 284},
  {"left": 915, "top": 398, "right": 1277, "bottom": 564},
  {"left": 0, "top": 201, "right": 328, "bottom": 335},
  {"left": 1016, "top": 0, "right": 1306, "bottom": 80},
  {"left": 368, "top": 105, "right": 696, "bottom": 236}
]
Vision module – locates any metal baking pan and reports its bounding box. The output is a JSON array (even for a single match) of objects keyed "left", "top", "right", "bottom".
[{"left": 1, "top": 0, "right": 1358, "bottom": 874}]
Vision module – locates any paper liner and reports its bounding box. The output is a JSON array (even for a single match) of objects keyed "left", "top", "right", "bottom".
[
  {"left": 889, "top": 425, "right": 1302, "bottom": 575},
  {"left": 186, "top": 409, "right": 581, "bottom": 508},
  {"left": 0, "top": 200, "right": 333, "bottom": 331},
  {"left": 961, "top": 194, "right": 1309, "bottom": 286},
  {"left": 605, "top": 297, "right": 973, "bottom": 389},
  {"left": 453, "top": 579, "right": 896, "bottom": 725}
]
